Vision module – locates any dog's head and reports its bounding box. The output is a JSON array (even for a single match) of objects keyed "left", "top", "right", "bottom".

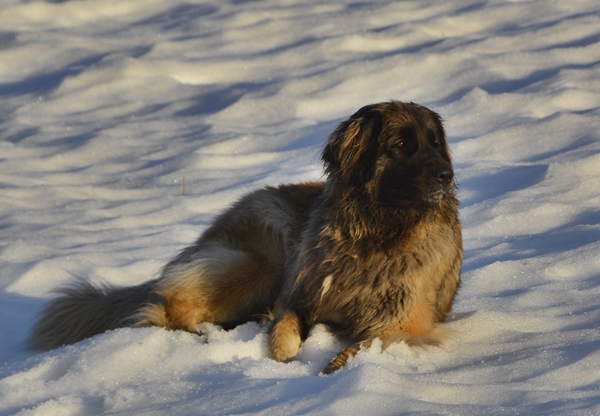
[{"left": 322, "top": 101, "right": 455, "bottom": 208}]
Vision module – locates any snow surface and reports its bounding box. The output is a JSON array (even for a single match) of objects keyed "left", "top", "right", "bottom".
[{"left": 1, "top": 0, "right": 600, "bottom": 414}]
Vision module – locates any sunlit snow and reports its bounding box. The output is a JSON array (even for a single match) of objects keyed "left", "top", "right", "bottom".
[{"left": 1, "top": 0, "right": 599, "bottom": 414}]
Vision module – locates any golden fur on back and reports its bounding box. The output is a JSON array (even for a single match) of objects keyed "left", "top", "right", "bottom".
[{"left": 29, "top": 101, "right": 462, "bottom": 374}]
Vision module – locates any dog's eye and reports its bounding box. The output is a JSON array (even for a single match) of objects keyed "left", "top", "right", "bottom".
[{"left": 397, "top": 128, "right": 415, "bottom": 147}]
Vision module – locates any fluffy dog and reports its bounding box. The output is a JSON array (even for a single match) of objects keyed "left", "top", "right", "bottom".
[{"left": 29, "top": 101, "right": 462, "bottom": 374}]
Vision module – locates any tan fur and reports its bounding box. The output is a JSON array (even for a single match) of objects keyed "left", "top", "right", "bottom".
[
  {"left": 135, "top": 247, "right": 282, "bottom": 331},
  {"left": 29, "top": 101, "right": 462, "bottom": 376},
  {"left": 268, "top": 310, "right": 303, "bottom": 362}
]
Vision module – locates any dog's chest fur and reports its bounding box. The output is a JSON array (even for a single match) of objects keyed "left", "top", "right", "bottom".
[{"left": 293, "top": 203, "right": 459, "bottom": 340}]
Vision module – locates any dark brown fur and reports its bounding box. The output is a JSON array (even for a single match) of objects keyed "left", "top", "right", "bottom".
[{"left": 29, "top": 101, "right": 462, "bottom": 374}]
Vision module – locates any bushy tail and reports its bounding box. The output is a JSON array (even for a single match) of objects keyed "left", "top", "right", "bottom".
[{"left": 28, "top": 279, "right": 159, "bottom": 351}]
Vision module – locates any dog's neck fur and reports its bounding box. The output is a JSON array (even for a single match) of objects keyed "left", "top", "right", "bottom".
[{"left": 319, "top": 177, "right": 439, "bottom": 253}]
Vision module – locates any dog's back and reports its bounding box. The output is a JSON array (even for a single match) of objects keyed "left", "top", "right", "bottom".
[{"left": 28, "top": 183, "right": 324, "bottom": 350}]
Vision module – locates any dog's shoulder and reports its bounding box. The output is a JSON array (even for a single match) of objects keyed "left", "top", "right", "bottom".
[{"left": 274, "top": 182, "right": 325, "bottom": 210}]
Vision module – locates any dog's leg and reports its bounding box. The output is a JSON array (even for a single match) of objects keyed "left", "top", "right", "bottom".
[
  {"left": 399, "top": 295, "right": 452, "bottom": 347},
  {"left": 433, "top": 254, "right": 462, "bottom": 322},
  {"left": 269, "top": 309, "right": 303, "bottom": 362},
  {"left": 135, "top": 246, "right": 283, "bottom": 332},
  {"left": 322, "top": 340, "right": 373, "bottom": 374},
  {"left": 321, "top": 297, "right": 451, "bottom": 374},
  {"left": 377, "top": 297, "right": 452, "bottom": 351},
  {"left": 321, "top": 325, "right": 450, "bottom": 375}
]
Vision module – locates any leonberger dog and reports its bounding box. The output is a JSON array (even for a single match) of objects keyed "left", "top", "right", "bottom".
[{"left": 29, "top": 101, "right": 462, "bottom": 374}]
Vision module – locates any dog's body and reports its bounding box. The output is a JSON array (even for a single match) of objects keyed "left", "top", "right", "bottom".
[{"left": 29, "top": 101, "right": 462, "bottom": 374}]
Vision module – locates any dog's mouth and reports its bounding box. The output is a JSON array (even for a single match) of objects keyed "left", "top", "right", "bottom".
[
  {"left": 423, "top": 180, "right": 454, "bottom": 205},
  {"left": 424, "top": 189, "right": 446, "bottom": 204},
  {"left": 376, "top": 167, "right": 455, "bottom": 209},
  {"left": 379, "top": 187, "right": 450, "bottom": 208}
]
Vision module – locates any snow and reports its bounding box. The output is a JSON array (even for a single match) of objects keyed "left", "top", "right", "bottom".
[{"left": 1, "top": 0, "right": 599, "bottom": 414}]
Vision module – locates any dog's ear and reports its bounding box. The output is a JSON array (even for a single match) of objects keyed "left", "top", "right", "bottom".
[{"left": 322, "top": 105, "right": 382, "bottom": 183}]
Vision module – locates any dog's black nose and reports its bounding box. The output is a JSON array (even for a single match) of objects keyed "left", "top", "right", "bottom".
[{"left": 434, "top": 167, "right": 454, "bottom": 184}]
